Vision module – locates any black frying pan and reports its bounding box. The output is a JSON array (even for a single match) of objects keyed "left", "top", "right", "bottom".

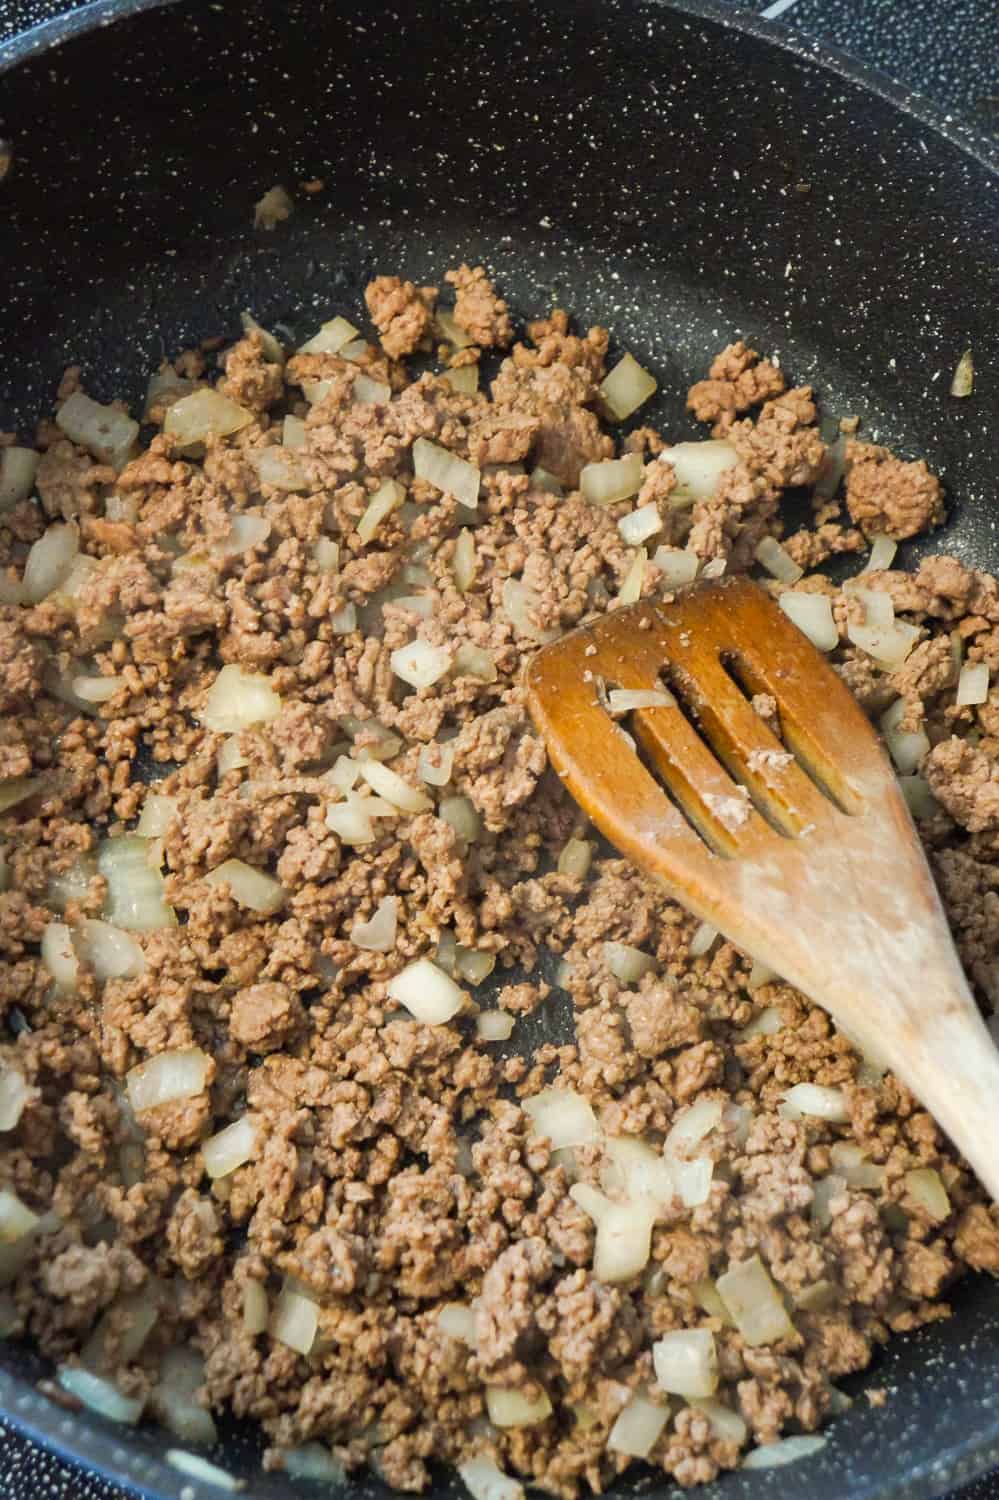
[{"left": 0, "top": 1, "right": 997, "bottom": 1497}]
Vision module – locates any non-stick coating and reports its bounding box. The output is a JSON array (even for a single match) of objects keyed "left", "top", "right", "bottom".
[{"left": 0, "top": 1, "right": 997, "bottom": 1497}]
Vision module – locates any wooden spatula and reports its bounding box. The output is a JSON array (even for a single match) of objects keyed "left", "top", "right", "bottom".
[{"left": 526, "top": 575, "right": 999, "bottom": 1200}]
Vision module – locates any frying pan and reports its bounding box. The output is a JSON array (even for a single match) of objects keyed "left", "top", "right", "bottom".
[{"left": 0, "top": 0, "right": 997, "bottom": 1496}]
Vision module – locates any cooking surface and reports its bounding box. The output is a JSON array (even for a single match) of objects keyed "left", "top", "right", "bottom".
[{"left": 0, "top": 0, "right": 995, "bottom": 1497}]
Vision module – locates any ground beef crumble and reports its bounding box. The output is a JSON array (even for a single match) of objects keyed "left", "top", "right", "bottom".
[{"left": 0, "top": 268, "right": 992, "bottom": 1497}]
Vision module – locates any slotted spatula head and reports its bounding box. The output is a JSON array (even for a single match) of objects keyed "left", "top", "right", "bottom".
[{"left": 526, "top": 576, "right": 999, "bottom": 1200}]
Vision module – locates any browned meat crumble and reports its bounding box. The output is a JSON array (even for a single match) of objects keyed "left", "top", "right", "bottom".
[{"left": 0, "top": 267, "right": 996, "bottom": 1496}]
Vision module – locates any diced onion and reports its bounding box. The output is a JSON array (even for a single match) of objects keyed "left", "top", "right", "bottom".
[
  {"left": 755, "top": 537, "right": 803, "bottom": 584},
  {"left": 356, "top": 479, "right": 404, "bottom": 544},
  {"left": 164, "top": 389, "right": 253, "bottom": 445},
  {"left": 957, "top": 661, "right": 990, "bottom": 706},
  {"left": 811, "top": 1174, "right": 847, "bottom": 1230},
  {"left": 418, "top": 742, "right": 455, "bottom": 787},
  {"left": 688, "top": 921, "right": 718, "bottom": 958},
  {"left": 849, "top": 585, "right": 894, "bottom": 628},
  {"left": 848, "top": 618, "right": 920, "bottom": 669},
  {"left": 524, "top": 1089, "right": 600, "bottom": 1148},
  {"left": 950, "top": 349, "right": 974, "bottom": 399},
  {"left": 452, "top": 642, "right": 497, "bottom": 681},
  {"left": 200, "top": 664, "right": 281, "bottom": 733},
  {"left": 606, "top": 688, "right": 675, "bottom": 714},
  {"left": 580, "top": 454, "right": 643, "bottom": 507},
  {"left": 75, "top": 918, "right": 146, "bottom": 980},
  {"left": 604, "top": 941, "right": 656, "bottom": 984},
  {"left": 351, "top": 896, "right": 398, "bottom": 952},
  {"left": 653, "top": 546, "right": 699, "bottom": 589},
  {"left": 312, "top": 537, "right": 339, "bottom": 573},
  {"left": 439, "top": 795, "right": 481, "bottom": 843},
  {"left": 738, "top": 1006, "right": 783, "bottom": 1039},
  {"left": 390, "top": 639, "right": 452, "bottom": 689},
  {"left": 217, "top": 737, "right": 250, "bottom": 777},
  {"left": 485, "top": 1387, "right": 552, "bottom": 1428},
  {"left": 459, "top": 1458, "right": 524, "bottom": 1500},
  {"left": 616, "top": 547, "right": 648, "bottom": 607},
  {"left": 619, "top": 503, "right": 663, "bottom": 546},
  {"left": 779, "top": 592, "right": 838, "bottom": 652},
  {"left": 0, "top": 447, "right": 39, "bottom": 510},
  {"left": 0, "top": 1068, "right": 30, "bottom": 1132},
  {"left": 573, "top": 1185, "right": 658, "bottom": 1282},
  {"left": 23, "top": 521, "right": 79, "bottom": 602},
  {"left": 880, "top": 699, "right": 930, "bottom": 774},
  {"left": 127, "top": 1048, "right": 211, "bottom": 1113},
  {"left": 301, "top": 379, "right": 334, "bottom": 406},
  {"left": 829, "top": 1141, "right": 884, "bottom": 1189},
  {"left": 166, "top": 1451, "right": 243, "bottom": 1491},
  {"left": 243, "top": 1281, "right": 269, "bottom": 1336},
  {"left": 794, "top": 1279, "right": 838, "bottom": 1313},
  {"left": 57, "top": 392, "right": 139, "bottom": 471},
  {"left": 652, "top": 1329, "right": 718, "bottom": 1398},
  {"left": 41, "top": 921, "right": 79, "bottom": 992},
  {"left": 387, "top": 957, "right": 466, "bottom": 1024},
  {"left": 673, "top": 1157, "right": 714, "bottom": 1207},
  {"left": 283, "top": 1446, "right": 347, "bottom": 1484},
  {"left": 72, "top": 674, "right": 121, "bottom": 704},
  {"left": 716, "top": 1255, "right": 795, "bottom": 1345},
  {"left": 331, "top": 602, "right": 356, "bottom": 634},
  {"left": 660, "top": 441, "right": 738, "bottom": 505},
  {"left": 270, "top": 1287, "right": 319, "bottom": 1356},
  {"left": 477, "top": 1011, "right": 515, "bottom": 1041},
  {"left": 357, "top": 760, "right": 431, "bottom": 813},
  {"left": 780, "top": 1083, "right": 849, "bottom": 1123},
  {"left": 325, "top": 795, "right": 375, "bottom": 846},
  {"left": 701, "top": 558, "right": 727, "bottom": 579},
  {"left": 435, "top": 308, "right": 475, "bottom": 350},
  {"left": 456, "top": 947, "right": 495, "bottom": 984},
  {"left": 861, "top": 534, "right": 898, "bottom": 573},
  {"left": 57, "top": 1367, "right": 144, "bottom": 1425},
  {"left": 904, "top": 1166, "right": 951, "bottom": 1221},
  {"left": 600, "top": 353, "right": 658, "bottom": 421},
  {"left": 441, "top": 365, "right": 479, "bottom": 395},
  {"left": 748, "top": 959, "right": 778, "bottom": 991},
  {"left": 46, "top": 854, "right": 97, "bottom": 912},
  {"left": 501, "top": 577, "right": 558, "bottom": 643},
  {"left": 602, "top": 1137, "right": 674, "bottom": 1205},
  {"left": 98, "top": 835, "right": 175, "bottom": 931},
  {"left": 413, "top": 437, "right": 480, "bottom": 510},
  {"left": 249, "top": 447, "right": 308, "bottom": 493},
  {"left": 0, "top": 1188, "right": 39, "bottom": 1243},
  {"left": 529, "top": 466, "right": 564, "bottom": 496},
  {"left": 691, "top": 1397, "right": 748, "bottom": 1445},
  {"left": 283, "top": 415, "right": 307, "bottom": 450},
  {"left": 353, "top": 373, "right": 391, "bottom": 405},
  {"left": 558, "top": 837, "right": 592, "bottom": 879},
  {"left": 899, "top": 775, "right": 939, "bottom": 819},
  {"left": 665, "top": 1098, "right": 723, "bottom": 1159},
  {"left": 152, "top": 1347, "right": 219, "bottom": 1445},
  {"left": 83, "top": 1288, "right": 160, "bottom": 1368},
  {"left": 204, "top": 859, "right": 286, "bottom": 915},
  {"left": 298, "top": 316, "right": 358, "bottom": 355},
  {"left": 608, "top": 1393, "right": 670, "bottom": 1457},
  {"left": 453, "top": 528, "right": 477, "bottom": 593},
  {"left": 743, "top": 1435, "right": 826, "bottom": 1469},
  {"left": 240, "top": 311, "right": 284, "bottom": 364},
  {"left": 692, "top": 1278, "right": 733, "bottom": 1323},
  {"left": 437, "top": 1303, "right": 478, "bottom": 1346},
  {"left": 203, "top": 1116, "right": 258, "bottom": 1179},
  {"left": 136, "top": 794, "right": 178, "bottom": 839}
]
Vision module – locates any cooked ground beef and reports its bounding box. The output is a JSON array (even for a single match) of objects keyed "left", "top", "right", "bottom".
[{"left": 0, "top": 269, "right": 994, "bottom": 1497}]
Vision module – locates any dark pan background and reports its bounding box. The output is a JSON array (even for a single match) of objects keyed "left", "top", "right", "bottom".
[{"left": 0, "top": 0, "right": 996, "bottom": 1497}]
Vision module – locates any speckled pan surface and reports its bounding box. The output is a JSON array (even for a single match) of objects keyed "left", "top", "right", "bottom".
[{"left": 0, "top": 0, "right": 997, "bottom": 1498}]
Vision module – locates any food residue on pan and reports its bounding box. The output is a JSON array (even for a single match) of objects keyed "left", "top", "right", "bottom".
[{"left": 0, "top": 266, "right": 997, "bottom": 1493}]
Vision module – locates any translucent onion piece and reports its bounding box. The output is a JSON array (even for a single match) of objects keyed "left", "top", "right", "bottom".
[
  {"left": 57, "top": 1367, "right": 144, "bottom": 1425},
  {"left": 249, "top": 447, "right": 308, "bottom": 493},
  {"left": 692, "top": 1277, "right": 733, "bottom": 1324},
  {"left": 608, "top": 1393, "right": 670, "bottom": 1457},
  {"left": 524, "top": 1089, "right": 600, "bottom": 1148},
  {"left": 439, "top": 795, "right": 481, "bottom": 843},
  {"left": 848, "top": 618, "right": 920, "bottom": 669},
  {"left": 283, "top": 1445, "right": 347, "bottom": 1484},
  {"left": 357, "top": 760, "right": 431, "bottom": 813},
  {"left": 270, "top": 1287, "right": 319, "bottom": 1355},
  {"left": 217, "top": 736, "right": 250, "bottom": 777},
  {"left": 153, "top": 1347, "right": 218, "bottom": 1445},
  {"left": 829, "top": 1141, "right": 884, "bottom": 1190},
  {"left": 716, "top": 1255, "right": 795, "bottom": 1345},
  {"left": 166, "top": 1452, "right": 244, "bottom": 1491},
  {"left": 98, "top": 835, "right": 175, "bottom": 931},
  {"left": 453, "top": 528, "right": 477, "bottom": 593},
  {"left": 72, "top": 674, "right": 121, "bottom": 704},
  {"left": 794, "top": 1278, "right": 838, "bottom": 1313},
  {"left": 243, "top": 1281, "right": 269, "bottom": 1336},
  {"left": 387, "top": 957, "right": 466, "bottom": 1024},
  {"left": 325, "top": 795, "right": 375, "bottom": 846},
  {"left": 688, "top": 921, "right": 718, "bottom": 958},
  {"left": 240, "top": 310, "right": 285, "bottom": 364},
  {"left": 437, "top": 1302, "right": 478, "bottom": 1346},
  {"left": 357, "top": 479, "right": 404, "bottom": 544},
  {"left": 84, "top": 1287, "right": 160, "bottom": 1368},
  {"left": 390, "top": 638, "right": 452, "bottom": 689},
  {"left": 619, "top": 503, "right": 663, "bottom": 546},
  {"left": 880, "top": 699, "right": 930, "bottom": 774},
  {"left": 312, "top": 537, "right": 339, "bottom": 573},
  {"left": 327, "top": 755, "right": 360, "bottom": 793},
  {"left": 57, "top": 392, "right": 139, "bottom": 470},
  {"left": 0, "top": 1067, "right": 30, "bottom": 1132},
  {"left": 75, "top": 918, "right": 146, "bottom": 980},
  {"left": 558, "top": 837, "right": 592, "bottom": 879},
  {"left": 616, "top": 547, "right": 647, "bottom": 607},
  {"left": 297, "top": 315, "right": 359, "bottom": 355},
  {"left": 673, "top": 1157, "right": 714, "bottom": 1207},
  {"left": 606, "top": 688, "right": 675, "bottom": 714},
  {"left": 301, "top": 378, "right": 334, "bottom": 406},
  {"left": 339, "top": 339, "right": 371, "bottom": 362},
  {"left": 904, "top": 1166, "right": 951, "bottom": 1221},
  {"left": 418, "top": 742, "right": 455, "bottom": 788},
  {"left": 691, "top": 1397, "right": 748, "bottom": 1445},
  {"left": 200, "top": 664, "right": 281, "bottom": 733},
  {"left": 580, "top": 454, "right": 643, "bottom": 507},
  {"left": 23, "top": 521, "right": 79, "bottom": 603},
  {"left": 476, "top": 1011, "right": 515, "bottom": 1042},
  {"left": 660, "top": 441, "right": 738, "bottom": 505},
  {"left": 779, "top": 591, "right": 838, "bottom": 652},
  {"left": 352, "top": 372, "right": 391, "bottom": 405},
  {"left": 501, "top": 576, "right": 559, "bottom": 643},
  {"left": 486, "top": 1387, "right": 553, "bottom": 1428},
  {"left": 47, "top": 854, "right": 96, "bottom": 911},
  {"left": 204, "top": 859, "right": 286, "bottom": 915},
  {"left": 701, "top": 557, "right": 727, "bottom": 580},
  {"left": 849, "top": 586, "right": 894, "bottom": 628},
  {"left": 529, "top": 466, "right": 564, "bottom": 496},
  {"left": 738, "top": 1006, "right": 783, "bottom": 1039},
  {"left": 754, "top": 536, "right": 803, "bottom": 584},
  {"left": 861, "top": 534, "right": 898, "bottom": 573},
  {"left": 203, "top": 1116, "right": 259, "bottom": 1179},
  {"left": 351, "top": 896, "right": 398, "bottom": 953},
  {"left": 126, "top": 1048, "right": 211, "bottom": 1113},
  {"left": 452, "top": 642, "right": 497, "bottom": 681},
  {"left": 136, "top": 794, "right": 178, "bottom": 839},
  {"left": 164, "top": 389, "right": 253, "bottom": 445},
  {"left": 435, "top": 308, "right": 475, "bottom": 350},
  {"left": 600, "top": 353, "right": 658, "bottom": 421},
  {"left": 950, "top": 349, "right": 974, "bottom": 398},
  {"left": 41, "top": 921, "right": 79, "bottom": 993},
  {"left": 144, "top": 372, "right": 199, "bottom": 422},
  {"left": 413, "top": 438, "right": 480, "bottom": 509},
  {"left": 571, "top": 1184, "right": 658, "bottom": 1282},
  {"left": 652, "top": 1329, "right": 718, "bottom": 1398},
  {"left": 748, "top": 959, "right": 778, "bottom": 992},
  {"left": 957, "top": 661, "right": 990, "bottom": 706},
  {"left": 0, "top": 776, "right": 42, "bottom": 813},
  {"left": 899, "top": 775, "right": 939, "bottom": 819},
  {"left": 0, "top": 1188, "right": 39, "bottom": 1243},
  {"left": 604, "top": 941, "right": 656, "bottom": 984},
  {"left": 459, "top": 1459, "right": 524, "bottom": 1500},
  {"left": 456, "top": 947, "right": 495, "bottom": 984},
  {"left": 0, "top": 447, "right": 39, "bottom": 510},
  {"left": 665, "top": 1098, "right": 723, "bottom": 1159},
  {"left": 602, "top": 1137, "right": 674, "bottom": 1205},
  {"left": 780, "top": 1083, "right": 849, "bottom": 1123},
  {"left": 442, "top": 365, "right": 479, "bottom": 395},
  {"left": 282, "top": 415, "right": 307, "bottom": 450},
  {"left": 653, "top": 546, "right": 700, "bottom": 589},
  {"left": 742, "top": 1435, "right": 826, "bottom": 1469},
  {"left": 330, "top": 602, "right": 357, "bottom": 634},
  {"left": 811, "top": 1174, "right": 847, "bottom": 1230}
]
